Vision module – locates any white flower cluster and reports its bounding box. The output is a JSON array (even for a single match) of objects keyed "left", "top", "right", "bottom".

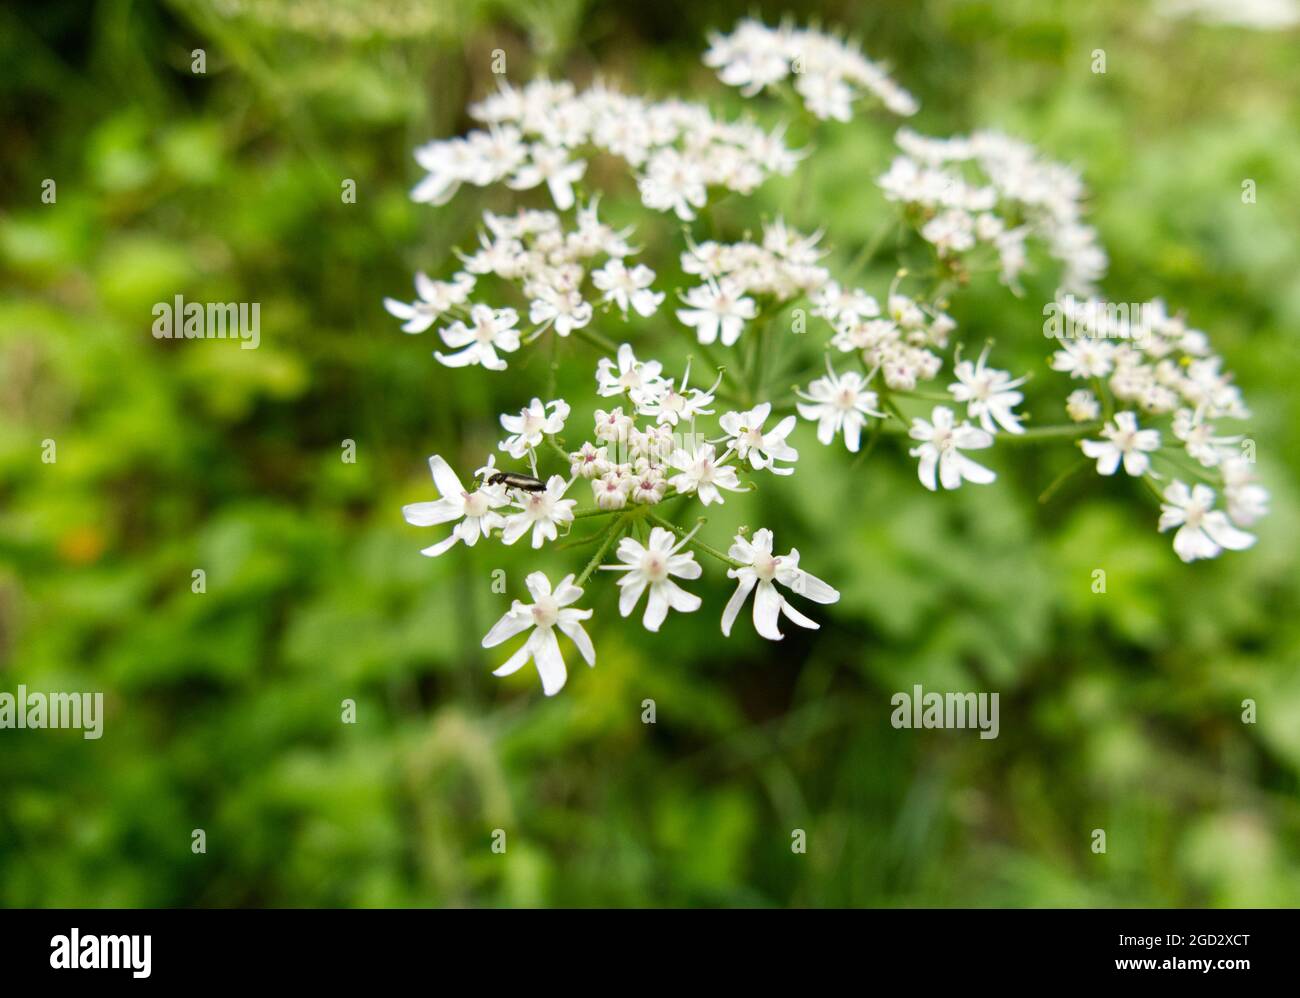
[
  {"left": 677, "top": 221, "right": 829, "bottom": 347},
  {"left": 400, "top": 342, "right": 834, "bottom": 695},
  {"left": 411, "top": 78, "right": 802, "bottom": 222},
  {"left": 388, "top": 17, "right": 1270, "bottom": 695},
  {"left": 1048, "top": 297, "right": 1267, "bottom": 562},
  {"left": 879, "top": 128, "right": 1108, "bottom": 294},
  {"left": 704, "top": 18, "right": 918, "bottom": 120},
  {"left": 819, "top": 285, "right": 955, "bottom": 392},
  {"left": 383, "top": 203, "right": 658, "bottom": 369}
]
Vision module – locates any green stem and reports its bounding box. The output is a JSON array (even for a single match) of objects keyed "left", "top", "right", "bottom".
[
  {"left": 574, "top": 517, "right": 627, "bottom": 587},
  {"left": 1038, "top": 458, "right": 1088, "bottom": 504},
  {"left": 544, "top": 438, "right": 571, "bottom": 465},
  {"left": 647, "top": 512, "right": 742, "bottom": 569},
  {"left": 846, "top": 215, "right": 900, "bottom": 280},
  {"left": 998, "top": 422, "right": 1101, "bottom": 444},
  {"left": 1139, "top": 474, "right": 1167, "bottom": 506},
  {"left": 572, "top": 324, "right": 619, "bottom": 353},
  {"left": 1091, "top": 377, "right": 1114, "bottom": 421},
  {"left": 571, "top": 505, "right": 623, "bottom": 520}
]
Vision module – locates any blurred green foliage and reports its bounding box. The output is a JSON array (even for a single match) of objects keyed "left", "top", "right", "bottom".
[{"left": 1, "top": 0, "right": 1298, "bottom": 907}]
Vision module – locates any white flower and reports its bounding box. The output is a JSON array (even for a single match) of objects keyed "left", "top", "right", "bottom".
[
  {"left": 592, "top": 471, "right": 631, "bottom": 509},
  {"left": 1066, "top": 389, "right": 1101, "bottom": 423},
  {"left": 529, "top": 286, "right": 593, "bottom": 336},
  {"left": 435, "top": 304, "right": 521, "bottom": 371},
  {"left": 921, "top": 208, "right": 976, "bottom": 255},
  {"left": 1080, "top": 411, "right": 1161, "bottom": 477},
  {"left": 601, "top": 527, "right": 703, "bottom": 631},
  {"left": 908, "top": 406, "right": 996, "bottom": 491},
  {"left": 948, "top": 346, "right": 1026, "bottom": 434},
  {"left": 638, "top": 148, "right": 708, "bottom": 221},
  {"left": 383, "top": 272, "right": 475, "bottom": 333},
  {"left": 499, "top": 398, "right": 570, "bottom": 459},
  {"left": 1158, "top": 481, "right": 1255, "bottom": 563},
  {"left": 641, "top": 361, "right": 721, "bottom": 426},
  {"left": 721, "top": 528, "right": 840, "bottom": 640},
  {"left": 411, "top": 137, "right": 477, "bottom": 205},
  {"left": 811, "top": 281, "right": 879, "bottom": 325},
  {"left": 570, "top": 442, "right": 610, "bottom": 479},
  {"left": 594, "top": 406, "right": 634, "bottom": 443},
  {"left": 507, "top": 145, "right": 587, "bottom": 211},
  {"left": 1172, "top": 408, "right": 1238, "bottom": 467},
  {"left": 592, "top": 260, "right": 664, "bottom": 317},
  {"left": 595, "top": 343, "right": 668, "bottom": 405},
  {"left": 676, "top": 279, "right": 757, "bottom": 347},
  {"left": 628, "top": 465, "right": 668, "bottom": 504},
  {"left": 1050, "top": 338, "right": 1115, "bottom": 379},
  {"left": 1221, "top": 456, "right": 1269, "bottom": 527},
  {"left": 718, "top": 402, "right": 798, "bottom": 475},
  {"left": 667, "top": 443, "right": 744, "bottom": 505},
  {"left": 402, "top": 455, "right": 508, "bottom": 556},
  {"left": 482, "top": 572, "right": 595, "bottom": 696},
  {"left": 501, "top": 475, "right": 576, "bottom": 548},
  {"left": 796, "top": 363, "right": 885, "bottom": 451}
]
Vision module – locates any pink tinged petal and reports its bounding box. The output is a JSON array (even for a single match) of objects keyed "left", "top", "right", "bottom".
[
  {"left": 791, "top": 570, "right": 839, "bottom": 604},
  {"left": 720, "top": 315, "right": 744, "bottom": 347},
  {"left": 438, "top": 323, "right": 475, "bottom": 348},
  {"left": 817, "top": 412, "right": 838, "bottom": 446},
  {"left": 532, "top": 629, "right": 569, "bottom": 696},
  {"left": 547, "top": 176, "right": 576, "bottom": 210},
  {"left": 418, "top": 532, "right": 461, "bottom": 558},
  {"left": 402, "top": 499, "right": 462, "bottom": 526},
  {"left": 952, "top": 426, "right": 993, "bottom": 449},
  {"left": 557, "top": 618, "right": 596, "bottom": 667},
  {"left": 778, "top": 597, "right": 820, "bottom": 631},
  {"left": 728, "top": 537, "right": 755, "bottom": 563},
  {"left": 483, "top": 608, "right": 533, "bottom": 648},
  {"left": 531, "top": 519, "right": 558, "bottom": 548},
  {"left": 1172, "top": 525, "right": 1217, "bottom": 562},
  {"left": 428, "top": 455, "right": 464, "bottom": 497},
  {"left": 500, "top": 515, "right": 531, "bottom": 545},
  {"left": 664, "top": 581, "right": 702, "bottom": 613},
  {"left": 643, "top": 585, "right": 670, "bottom": 632},
  {"left": 1201, "top": 512, "right": 1255, "bottom": 552},
  {"left": 668, "top": 555, "right": 702, "bottom": 579},
  {"left": 1135, "top": 430, "right": 1161, "bottom": 451},
  {"left": 752, "top": 580, "right": 785, "bottom": 640},
  {"left": 915, "top": 447, "right": 938, "bottom": 490},
  {"left": 1082, "top": 440, "right": 1118, "bottom": 475},
  {"left": 843, "top": 413, "right": 863, "bottom": 452},
  {"left": 478, "top": 346, "right": 508, "bottom": 372},
  {"left": 411, "top": 173, "right": 457, "bottom": 205},
  {"left": 491, "top": 638, "right": 534, "bottom": 677},
  {"left": 618, "top": 576, "right": 648, "bottom": 617},
  {"left": 434, "top": 346, "right": 482, "bottom": 368},
  {"left": 1122, "top": 450, "right": 1150, "bottom": 477},
  {"left": 551, "top": 576, "right": 583, "bottom": 606},
  {"left": 938, "top": 451, "right": 963, "bottom": 490},
  {"left": 721, "top": 575, "right": 757, "bottom": 636},
  {"left": 524, "top": 572, "right": 552, "bottom": 600},
  {"left": 402, "top": 314, "right": 435, "bottom": 334},
  {"left": 956, "top": 454, "right": 996, "bottom": 485}
]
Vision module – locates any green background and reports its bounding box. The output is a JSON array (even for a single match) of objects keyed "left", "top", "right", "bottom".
[{"left": 1, "top": 0, "right": 1297, "bottom": 907}]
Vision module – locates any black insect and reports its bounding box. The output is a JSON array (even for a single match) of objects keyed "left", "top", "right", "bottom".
[{"left": 487, "top": 471, "right": 547, "bottom": 492}]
